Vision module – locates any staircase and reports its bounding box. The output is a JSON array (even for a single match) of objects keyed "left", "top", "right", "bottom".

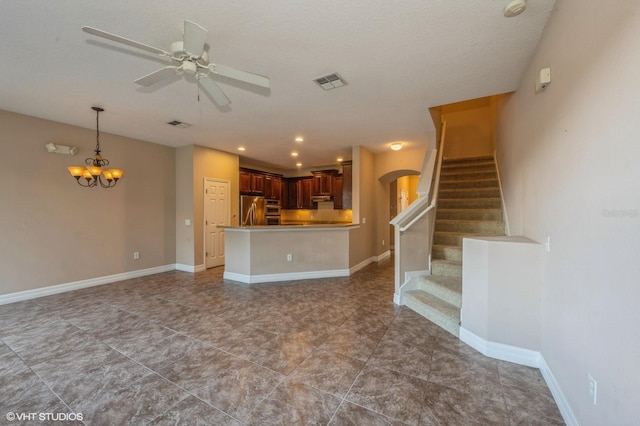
[{"left": 404, "top": 156, "right": 505, "bottom": 337}]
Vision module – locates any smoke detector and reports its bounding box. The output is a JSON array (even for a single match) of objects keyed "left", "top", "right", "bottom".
[{"left": 504, "top": 0, "right": 526, "bottom": 17}]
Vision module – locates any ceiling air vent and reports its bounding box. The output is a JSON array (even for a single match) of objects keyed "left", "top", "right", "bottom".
[
  {"left": 314, "top": 73, "right": 347, "bottom": 90},
  {"left": 167, "top": 120, "right": 191, "bottom": 128}
]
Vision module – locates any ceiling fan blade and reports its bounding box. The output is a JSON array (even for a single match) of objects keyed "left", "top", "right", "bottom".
[
  {"left": 210, "top": 64, "right": 271, "bottom": 88},
  {"left": 198, "top": 75, "right": 231, "bottom": 106},
  {"left": 82, "top": 26, "right": 170, "bottom": 56},
  {"left": 183, "top": 20, "right": 208, "bottom": 56},
  {"left": 134, "top": 66, "right": 180, "bottom": 86}
]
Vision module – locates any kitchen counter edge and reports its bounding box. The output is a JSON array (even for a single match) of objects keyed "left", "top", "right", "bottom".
[{"left": 220, "top": 224, "right": 359, "bottom": 231}]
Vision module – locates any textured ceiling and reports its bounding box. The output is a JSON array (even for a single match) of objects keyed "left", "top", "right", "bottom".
[{"left": 0, "top": 0, "right": 555, "bottom": 170}]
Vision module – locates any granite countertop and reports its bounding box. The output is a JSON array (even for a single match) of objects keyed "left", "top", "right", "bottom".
[{"left": 220, "top": 222, "right": 356, "bottom": 230}]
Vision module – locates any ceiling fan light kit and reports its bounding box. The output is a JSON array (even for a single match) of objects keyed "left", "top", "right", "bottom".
[{"left": 82, "top": 20, "right": 270, "bottom": 107}]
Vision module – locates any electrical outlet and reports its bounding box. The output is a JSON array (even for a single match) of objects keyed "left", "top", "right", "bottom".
[
  {"left": 133, "top": 252, "right": 140, "bottom": 260},
  {"left": 382, "top": 239, "right": 385, "bottom": 246},
  {"left": 588, "top": 373, "right": 597, "bottom": 405},
  {"left": 362, "top": 217, "right": 366, "bottom": 224},
  {"left": 544, "top": 236, "right": 551, "bottom": 253},
  {"left": 286, "top": 253, "right": 292, "bottom": 262}
]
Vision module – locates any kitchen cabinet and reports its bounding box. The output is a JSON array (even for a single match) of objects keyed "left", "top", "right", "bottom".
[
  {"left": 333, "top": 174, "right": 343, "bottom": 210},
  {"left": 284, "top": 177, "right": 313, "bottom": 209},
  {"left": 341, "top": 161, "right": 352, "bottom": 209},
  {"left": 240, "top": 168, "right": 281, "bottom": 200},
  {"left": 264, "top": 175, "right": 281, "bottom": 200},
  {"left": 311, "top": 170, "right": 338, "bottom": 196}
]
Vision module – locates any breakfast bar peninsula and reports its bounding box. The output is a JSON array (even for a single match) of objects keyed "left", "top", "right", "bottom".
[{"left": 220, "top": 223, "right": 360, "bottom": 284}]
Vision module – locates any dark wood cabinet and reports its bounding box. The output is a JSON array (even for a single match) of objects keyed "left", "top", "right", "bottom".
[
  {"left": 283, "top": 177, "right": 313, "bottom": 209},
  {"left": 333, "top": 174, "right": 343, "bottom": 210},
  {"left": 239, "top": 170, "right": 253, "bottom": 194},
  {"left": 264, "top": 175, "right": 281, "bottom": 200},
  {"left": 341, "top": 161, "right": 352, "bottom": 210},
  {"left": 311, "top": 170, "right": 338, "bottom": 196},
  {"left": 240, "top": 168, "right": 281, "bottom": 200},
  {"left": 300, "top": 178, "right": 313, "bottom": 209}
]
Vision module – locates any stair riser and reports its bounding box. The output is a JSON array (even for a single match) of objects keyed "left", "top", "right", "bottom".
[
  {"left": 439, "top": 179, "right": 499, "bottom": 189},
  {"left": 432, "top": 250, "right": 461, "bottom": 262},
  {"left": 417, "top": 279, "right": 462, "bottom": 307},
  {"left": 438, "top": 198, "right": 502, "bottom": 209},
  {"left": 442, "top": 160, "right": 496, "bottom": 172},
  {"left": 437, "top": 209, "right": 503, "bottom": 221},
  {"left": 431, "top": 262, "right": 462, "bottom": 277},
  {"left": 439, "top": 188, "right": 501, "bottom": 198},
  {"left": 405, "top": 296, "right": 460, "bottom": 337},
  {"left": 435, "top": 221, "right": 505, "bottom": 234},
  {"left": 442, "top": 156, "right": 494, "bottom": 167},
  {"left": 440, "top": 171, "right": 497, "bottom": 181},
  {"left": 432, "top": 246, "right": 462, "bottom": 262}
]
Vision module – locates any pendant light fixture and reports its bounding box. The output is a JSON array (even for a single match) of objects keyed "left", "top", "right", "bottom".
[{"left": 67, "top": 107, "right": 124, "bottom": 188}]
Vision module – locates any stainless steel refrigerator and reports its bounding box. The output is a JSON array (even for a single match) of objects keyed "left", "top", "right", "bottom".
[{"left": 240, "top": 195, "right": 265, "bottom": 226}]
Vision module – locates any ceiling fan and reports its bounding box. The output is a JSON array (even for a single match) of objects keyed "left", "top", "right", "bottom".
[{"left": 82, "top": 20, "right": 270, "bottom": 106}]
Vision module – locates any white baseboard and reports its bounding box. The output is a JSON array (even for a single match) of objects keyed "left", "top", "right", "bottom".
[
  {"left": 459, "top": 327, "right": 578, "bottom": 426},
  {"left": 376, "top": 250, "right": 391, "bottom": 262},
  {"left": 350, "top": 257, "right": 374, "bottom": 274},
  {"left": 175, "top": 263, "right": 206, "bottom": 273},
  {"left": 539, "top": 357, "right": 579, "bottom": 426},
  {"left": 223, "top": 269, "right": 350, "bottom": 284},
  {"left": 0, "top": 264, "right": 176, "bottom": 306},
  {"left": 459, "top": 327, "right": 541, "bottom": 367},
  {"left": 393, "top": 292, "right": 402, "bottom": 305}
]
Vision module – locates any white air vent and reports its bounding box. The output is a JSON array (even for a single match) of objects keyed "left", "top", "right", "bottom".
[
  {"left": 167, "top": 120, "right": 191, "bottom": 128},
  {"left": 314, "top": 73, "right": 347, "bottom": 90}
]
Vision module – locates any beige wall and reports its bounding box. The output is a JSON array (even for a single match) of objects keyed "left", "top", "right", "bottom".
[
  {"left": 496, "top": 0, "right": 640, "bottom": 423},
  {"left": 0, "top": 110, "right": 175, "bottom": 296},
  {"left": 442, "top": 96, "right": 496, "bottom": 159},
  {"left": 374, "top": 146, "right": 428, "bottom": 257},
  {"left": 348, "top": 146, "right": 377, "bottom": 267},
  {"left": 174, "top": 145, "right": 239, "bottom": 269},
  {"left": 175, "top": 145, "right": 195, "bottom": 266}
]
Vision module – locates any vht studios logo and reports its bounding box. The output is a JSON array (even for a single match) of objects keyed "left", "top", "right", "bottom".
[{"left": 6, "top": 412, "right": 84, "bottom": 422}]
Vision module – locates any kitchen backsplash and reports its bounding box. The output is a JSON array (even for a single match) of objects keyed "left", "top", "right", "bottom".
[{"left": 281, "top": 206, "right": 352, "bottom": 224}]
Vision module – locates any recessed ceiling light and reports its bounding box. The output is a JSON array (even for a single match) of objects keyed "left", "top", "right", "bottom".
[
  {"left": 238, "top": 146, "right": 246, "bottom": 151},
  {"left": 390, "top": 142, "right": 403, "bottom": 151},
  {"left": 295, "top": 137, "right": 304, "bottom": 143},
  {"left": 337, "top": 157, "right": 344, "bottom": 162},
  {"left": 296, "top": 162, "right": 302, "bottom": 167},
  {"left": 291, "top": 152, "right": 299, "bottom": 157}
]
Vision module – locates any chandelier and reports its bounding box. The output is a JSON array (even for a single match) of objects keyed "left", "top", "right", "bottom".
[{"left": 67, "top": 107, "right": 124, "bottom": 188}]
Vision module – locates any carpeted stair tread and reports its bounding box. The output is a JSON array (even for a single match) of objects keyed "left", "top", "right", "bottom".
[
  {"left": 439, "top": 170, "right": 497, "bottom": 181},
  {"left": 418, "top": 275, "right": 462, "bottom": 307},
  {"left": 439, "top": 178, "right": 499, "bottom": 189},
  {"left": 437, "top": 197, "right": 502, "bottom": 209},
  {"left": 430, "top": 259, "right": 462, "bottom": 277},
  {"left": 436, "top": 208, "right": 503, "bottom": 221},
  {"left": 434, "top": 231, "right": 505, "bottom": 247},
  {"left": 435, "top": 219, "right": 505, "bottom": 234},
  {"left": 405, "top": 290, "right": 460, "bottom": 337},
  {"left": 439, "top": 187, "right": 501, "bottom": 198}
]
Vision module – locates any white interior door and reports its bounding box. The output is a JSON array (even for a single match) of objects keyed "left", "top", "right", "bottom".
[{"left": 204, "top": 178, "right": 230, "bottom": 268}]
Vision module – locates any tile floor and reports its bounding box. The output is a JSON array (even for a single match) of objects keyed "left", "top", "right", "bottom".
[{"left": 0, "top": 260, "right": 564, "bottom": 425}]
